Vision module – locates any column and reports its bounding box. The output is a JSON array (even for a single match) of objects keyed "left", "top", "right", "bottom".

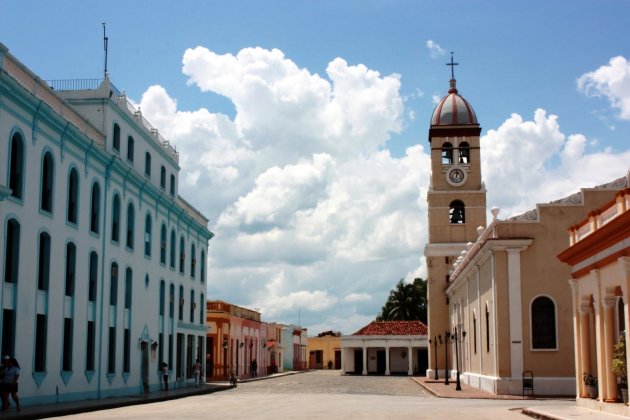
[
  {"left": 578, "top": 304, "right": 592, "bottom": 398},
  {"left": 407, "top": 346, "right": 413, "bottom": 376},
  {"left": 362, "top": 346, "right": 367, "bottom": 375},
  {"left": 620, "top": 257, "right": 630, "bottom": 389},
  {"left": 340, "top": 347, "right": 345, "bottom": 374},
  {"left": 506, "top": 247, "right": 525, "bottom": 380},
  {"left": 603, "top": 296, "right": 617, "bottom": 402},
  {"left": 385, "top": 346, "right": 390, "bottom": 375}
]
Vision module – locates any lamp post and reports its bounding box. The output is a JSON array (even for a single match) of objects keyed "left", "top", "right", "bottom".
[
  {"left": 428, "top": 335, "right": 442, "bottom": 380},
  {"left": 444, "top": 330, "right": 451, "bottom": 385},
  {"left": 222, "top": 340, "right": 228, "bottom": 380},
  {"left": 451, "top": 327, "right": 466, "bottom": 391}
]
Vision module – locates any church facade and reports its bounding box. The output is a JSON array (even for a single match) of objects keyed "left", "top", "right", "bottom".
[
  {"left": 0, "top": 43, "right": 213, "bottom": 406},
  {"left": 424, "top": 67, "right": 628, "bottom": 396}
]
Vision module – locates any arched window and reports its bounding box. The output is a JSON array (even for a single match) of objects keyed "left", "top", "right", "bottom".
[
  {"left": 160, "top": 224, "right": 167, "bottom": 265},
  {"left": 113, "top": 123, "right": 121, "bottom": 152},
  {"left": 441, "top": 142, "right": 453, "bottom": 164},
  {"left": 126, "top": 203, "right": 135, "bottom": 249},
  {"left": 67, "top": 168, "right": 79, "bottom": 224},
  {"left": 145, "top": 152, "right": 152, "bottom": 178},
  {"left": 190, "top": 290, "right": 195, "bottom": 323},
  {"left": 200, "top": 250, "right": 206, "bottom": 284},
  {"left": 9, "top": 132, "right": 25, "bottom": 199},
  {"left": 190, "top": 244, "right": 196, "bottom": 278},
  {"left": 531, "top": 296, "right": 557, "bottom": 349},
  {"left": 4, "top": 219, "right": 20, "bottom": 284},
  {"left": 199, "top": 293, "right": 204, "bottom": 325},
  {"left": 170, "top": 174, "right": 175, "bottom": 196},
  {"left": 112, "top": 194, "right": 120, "bottom": 242},
  {"left": 170, "top": 230, "right": 176, "bottom": 269},
  {"left": 41, "top": 151, "right": 54, "bottom": 213},
  {"left": 179, "top": 236, "right": 185, "bottom": 274},
  {"left": 127, "top": 136, "right": 134, "bottom": 162},
  {"left": 178, "top": 286, "right": 184, "bottom": 321},
  {"left": 449, "top": 200, "right": 465, "bottom": 224},
  {"left": 65, "top": 242, "right": 76, "bottom": 297},
  {"left": 37, "top": 232, "right": 51, "bottom": 291},
  {"left": 160, "top": 166, "right": 166, "bottom": 190},
  {"left": 473, "top": 311, "right": 477, "bottom": 354},
  {"left": 458, "top": 142, "right": 470, "bottom": 164},
  {"left": 169, "top": 284, "right": 175, "bottom": 318},
  {"left": 90, "top": 182, "right": 101, "bottom": 234},
  {"left": 159, "top": 280, "right": 165, "bottom": 316},
  {"left": 125, "top": 268, "right": 132, "bottom": 310},
  {"left": 88, "top": 251, "right": 98, "bottom": 302},
  {"left": 144, "top": 213, "right": 152, "bottom": 257},
  {"left": 110, "top": 262, "right": 119, "bottom": 306}
]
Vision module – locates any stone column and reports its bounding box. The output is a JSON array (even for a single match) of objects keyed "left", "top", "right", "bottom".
[
  {"left": 578, "top": 304, "right": 592, "bottom": 398},
  {"left": 340, "top": 346, "right": 345, "bottom": 374},
  {"left": 362, "top": 346, "right": 367, "bottom": 375},
  {"left": 385, "top": 346, "right": 390, "bottom": 375},
  {"left": 603, "top": 296, "right": 618, "bottom": 402},
  {"left": 407, "top": 346, "right": 413, "bottom": 376}
]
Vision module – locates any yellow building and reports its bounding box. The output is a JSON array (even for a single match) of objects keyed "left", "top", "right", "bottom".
[
  {"left": 307, "top": 331, "right": 341, "bottom": 369},
  {"left": 558, "top": 181, "right": 630, "bottom": 416}
]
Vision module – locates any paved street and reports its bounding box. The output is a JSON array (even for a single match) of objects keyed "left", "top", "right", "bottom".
[{"left": 51, "top": 370, "right": 578, "bottom": 419}]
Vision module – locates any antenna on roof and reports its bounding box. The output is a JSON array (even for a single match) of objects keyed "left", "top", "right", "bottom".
[{"left": 103, "top": 22, "right": 109, "bottom": 78}]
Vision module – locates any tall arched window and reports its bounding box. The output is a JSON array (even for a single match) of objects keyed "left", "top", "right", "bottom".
[
  {"left": 113, "top": 123, "right": 121, "bottom": 152},
  {"left": 170, "top": 230, "right": 176, "bottom": 268},
  {"left": 441, "top": 142, "right": 453, "bottom": 164},
  {"left": 4, "top": 219, "right": 20, "bottom": 284},
  {"left": 190, "top": 244, "right": 196, "bottom": 278},
  {"left": 199, "top": 293, "right": 204, "bottom": 325},
  {"left": 126, "top": 203, "right": 135, "bottom": 249},
  {"left": 37, "top": 232, "right": 51, "bottom": 291},
  {"left": 159, "top": 280, "right": 165, "bottom": 316},
  {"left": 125, "top": 268, "right": 132, "bottom": 310},
  {"left": 160, "top": 224, "right": 167, "bottom": 265},
  {"left": 179, "top": 237, "right": 185, "bottom": 274},
  {"left": 90, "top": 182, "right": 101, "bottom": 234},
  {"left": 449, "top": 200, "right": 465, "bottom": 224},
  {"left": 9, "top": 132, "right": 25, "bottom": 200},
  {"left": 160, "top": 166, "right": 166, "bottom": 190},
  {"left": 88, "top": 251, "right": 98, "bottom": 302},
  {"left": 531, "top": 296, "right": 557, "bottom": 349},
  {"left": 41, "top": 151, "right": 54, "bottom": 213},
  {"left": 112, "top": 194, "right": 121, "bottom": 242},
  {"left": 110, "top": 262, "right": 119, "bottom": 306},
  {"left": 178, "top": 286, "right": 184, "bottom": 320},
  {"left": 170, "top": 174, "right": 175, "bottom": 196},
  {"left": 67, "top": 168, "right": 79, "bottom": 224},
  {"left": 190, "top": 290, "right": 195, "bottom": 323},
  {"left": 127, "top": 136, "right": 134, "bottom": 162},
  {"left": 200, "top": 250, "right": 206, "bottom": 284},
  {"left": 458, "top": 142, "right": 470, "bottom": 164},
  {"left": 169, "top": 284, "right": 175, "bottom": 318},
  {"left": 145, "top": 152, "right": 152, "bottom": 178},
  {"left": 144, "top": 213, "right": 152, "bottom": 257},
  {"left": 65, "top": 242, "right": 76, "bottom": 297}
]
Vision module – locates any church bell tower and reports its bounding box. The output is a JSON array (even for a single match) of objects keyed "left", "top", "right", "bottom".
[{"left": 425, "top": 56, "right": 486, "bottom": 377}]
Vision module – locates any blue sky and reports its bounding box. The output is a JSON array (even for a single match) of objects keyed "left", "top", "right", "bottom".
[{"left": 2, "top": 1, "right": 629, "bottom": 334}]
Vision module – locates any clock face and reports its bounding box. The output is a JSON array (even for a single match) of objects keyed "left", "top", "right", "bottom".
[{"left": 447, "top": 167, "right": 466, "bottom": 185}]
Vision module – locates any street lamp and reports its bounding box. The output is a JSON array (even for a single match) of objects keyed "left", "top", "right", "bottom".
[
  {"left": 428, "top": 335, "right": 443, "bottom": 380},
  {"left": 450, "top": 327, "right": 466, "bottom": 391},
  {"left": 222, "top": 340, "right": 228, "bottom": 380},
  {"left": 444, "top": 330, "right": 451, "bottom": 385}
]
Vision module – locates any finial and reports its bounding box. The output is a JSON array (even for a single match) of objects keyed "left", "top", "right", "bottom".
[{"left": 446, "top": 52, "right": 459, "bottom": 79}]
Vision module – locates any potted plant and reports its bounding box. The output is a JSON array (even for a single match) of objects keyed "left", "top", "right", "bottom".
[
  {"left": 583, "top": 372, "right": 598, "bottom": 399},
  {"left": 613, "top": 335, "right": 628, "bottom": 403}
]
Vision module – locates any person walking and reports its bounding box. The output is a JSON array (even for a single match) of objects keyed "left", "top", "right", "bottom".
[
  {"left": 193, "top": 359, "right": 201, "bottom": 387},
  {"left": 250, "top": 359, "right": 257, "bottom": 378},
  {"left": 0, "top": 356, "right": 9, "bottom": 411},
  {"left": 2, "top": 357, "right": 19, "bottom": 412},
  {"left": 161, "top": 362, "right": 169, "bottom": 391}
]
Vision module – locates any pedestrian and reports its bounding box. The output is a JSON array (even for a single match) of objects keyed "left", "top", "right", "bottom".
[
  {"left": 161, "top": 362, "right": 169, "bottom": 391},
  {"left": 193, "top": 359, "right": 201, "bottom": 387},
  {"left": 2, "top": 357, "right": 19, "bottom": 412},
  {"left": 0, "top": 355, "right": 8, "bottom": 411},
  {"left": 250, "top": 359, "right": 257, "bottom": 378}
]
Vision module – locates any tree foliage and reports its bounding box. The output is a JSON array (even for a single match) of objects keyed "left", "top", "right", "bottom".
[{"left": 376, "top": 278, "right": 427, "bottom": 323}]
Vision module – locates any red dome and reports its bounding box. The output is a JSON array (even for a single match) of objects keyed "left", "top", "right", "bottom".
[{"left": 431, "top": 79, "right": 478, "bottom": 126}]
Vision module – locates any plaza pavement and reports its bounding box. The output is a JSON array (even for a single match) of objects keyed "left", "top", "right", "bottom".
[{"left": 1, "top": 371, "right": 627, "bottom": 419}]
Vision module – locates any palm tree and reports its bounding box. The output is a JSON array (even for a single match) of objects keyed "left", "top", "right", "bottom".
[{"left": 377, "top": 278, "right": 427, "bottom": 322}]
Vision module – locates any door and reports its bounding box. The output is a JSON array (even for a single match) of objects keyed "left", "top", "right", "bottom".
[
  {"left": 334, "top": 350, "right": 341, "bottom": 369},
  {"left": 353, "top": 349, "right": 363, "bottom": 374},
  {"left": 376, "top": 350, "right": 386, "bottom": 374},
  {"left": 141, "top": 341, "right": 149, "bottom": 392}
]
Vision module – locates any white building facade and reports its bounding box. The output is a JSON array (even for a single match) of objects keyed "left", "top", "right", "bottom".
[{"left": 0, "top": 43, "right": 213, "bottom": 406}]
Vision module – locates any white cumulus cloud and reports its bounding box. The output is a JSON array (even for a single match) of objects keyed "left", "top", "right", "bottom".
[{"left": 578, "top": 56, "right": 630, "bottom": 120}]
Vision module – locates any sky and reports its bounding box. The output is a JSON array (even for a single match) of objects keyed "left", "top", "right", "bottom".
[{"left": 2, "top": 1, "right": 630, "bottom": 335}]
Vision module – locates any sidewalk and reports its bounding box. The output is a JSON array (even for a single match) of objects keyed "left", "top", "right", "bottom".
[
  {"left": 413, "top": 376, "right": 628, "bottom": 419},
  {"left": 0, "top": 371, "right": 301, "bottom": 420}
]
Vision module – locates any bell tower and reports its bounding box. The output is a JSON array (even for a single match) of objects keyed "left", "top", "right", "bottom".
[{"left": 425, "top": 55, "right": 486, "bottom": 377}]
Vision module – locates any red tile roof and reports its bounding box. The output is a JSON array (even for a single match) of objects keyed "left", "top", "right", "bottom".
[{"left": 352, "top": 321, "right": 428, "bottom": 336}]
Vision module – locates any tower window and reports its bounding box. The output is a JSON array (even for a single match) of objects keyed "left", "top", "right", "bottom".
[
  {"left": 442, "top": 142, "right": 453, "bottom": 164},
  {"left": 113, "top": 123, "right": 121, "bottom": 152},
  {"left": 160, "top": 166, "right": 166, "bottom": 190},
  {"left": 458, "top": 142, "right": 470, "bottom": 164},
  {"left": 40, "top": 151, "right": 54, "bottom": 213},
  {"left": 126, "top": 203, "right": 135, "bottom": 249},
  {"left": 145, "top": 152, "right": 152, "bottom": 178},
  {"left": 67, "top": 168, "right": 79, "bottom": 224},
  {"left": 9, "top": 132, "right": 25, "bottom": 200},
  {"left": 449, "top": 200, "right": 465, "bottom": 224},
  {"left": 127, "top": 136, "right": 135, "bottom": 162},
  {"left": 90, "top": 182, "right": 101, "bottom": 234},
  {"left": 112, "top": 194, "right": 120, "bottom": 243}
]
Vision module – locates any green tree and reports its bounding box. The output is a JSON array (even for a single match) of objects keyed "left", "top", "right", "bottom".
[{"left": 376, "top": 278, "right": 427, "bottom": 323}]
